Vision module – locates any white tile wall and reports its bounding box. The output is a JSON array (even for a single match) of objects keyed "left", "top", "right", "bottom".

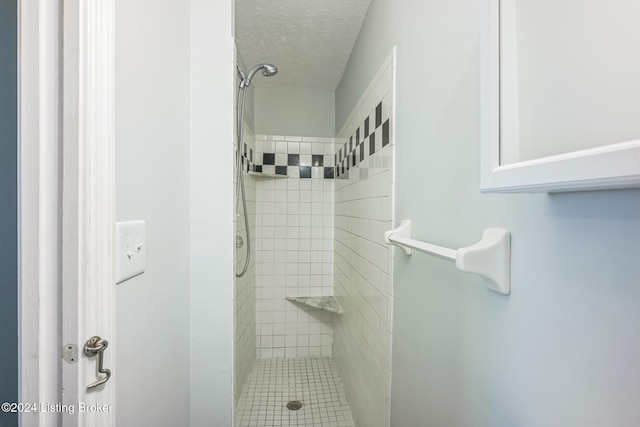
[
  {"left": 255, "top": 135, "right": 336, "bottom": 359},
  {"left": 235, "top": 121, "right": 257, "bottom": 404},
  {"left": 333, "top": 49, "right": 396, "bottom": 427}
]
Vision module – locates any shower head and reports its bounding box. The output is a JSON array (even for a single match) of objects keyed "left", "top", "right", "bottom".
[
  {"left": 238, "top": 63, "right": 278, "bottom": 88},
  {"left": 260, "top": 63, "right": 278, "bottom": 77}
]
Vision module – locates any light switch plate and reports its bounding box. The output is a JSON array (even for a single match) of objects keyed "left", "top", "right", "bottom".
[{"left": 115, "top": 221, "right": 146, "bottom": 284}]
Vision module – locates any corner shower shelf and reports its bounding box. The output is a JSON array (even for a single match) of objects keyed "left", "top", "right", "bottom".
[
  {"left": 285, "top": 296, "right": 343, "bottom": 315},
  {"left": 385, "top": 220, "right": 511, "bottom": 295},
  {"left": 248, "top": 171, "right": 288, "bottom": 178}
]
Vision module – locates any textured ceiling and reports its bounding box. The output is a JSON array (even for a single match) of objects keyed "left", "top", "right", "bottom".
[{"left": 235, "top": 0, "right": 371, "bottom": 91}]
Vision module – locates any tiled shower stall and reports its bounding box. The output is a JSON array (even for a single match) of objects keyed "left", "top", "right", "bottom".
[
  {"left": 234, "top": 50, "right": 396, "bottom": 427},
  {"left": 254, "top": 134, "right": 336, "bottom": 359}
]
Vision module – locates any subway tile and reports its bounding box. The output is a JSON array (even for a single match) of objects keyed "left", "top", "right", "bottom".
[
  {"left": 275, "top": 140, "right": 287, "bottom": 153},
  {"left": 299, "top": 166, "right": 312, "bottom": 178},
  {"left": 272, "top": 333, "right": 285, "bottom": 346},
  {"left": 300, "top": 141, "right": 312, "bottom": 154},
  {"left": 287, "top": 166, "right": 300, "bottom": 178},
  {"left": 299, "top": 154, "right": 312, "bottom": 166},
  {"left": 263, "top": 140, "right": 274, "bottom": 152},
  {"left": 287, "top": 141, "right": 300, "bottom": 154},
  {"left": 262, "top": 153, "right": 275, "bottom": 165},
  {"left": 311, "top": 167, "right": 324, "bottom": 179},
  {"left": 324, "top": 167, "right": 335, "bottom": 179},
  {"left": 275, "top": 153, "right": 287, "bottom": 166},
  {"left": 311, "top": 142, "right": 324, "bottom": 153}
]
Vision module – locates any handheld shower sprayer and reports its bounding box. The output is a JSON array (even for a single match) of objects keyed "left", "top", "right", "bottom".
[
  {"left": 237, "top": 63, "right": 278, "bottom": 88},
  {"left": 235, "top": 62, "right": 278, "bottom": 277}
]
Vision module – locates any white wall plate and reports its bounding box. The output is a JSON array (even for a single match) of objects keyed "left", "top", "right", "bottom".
[{"left": 115, "top": 221, "right": 146, "bottom": 284}]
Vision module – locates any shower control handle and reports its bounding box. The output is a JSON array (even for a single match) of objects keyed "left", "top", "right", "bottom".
[{"left": 236, "top": 235, "right": 244, "bottom": 249}]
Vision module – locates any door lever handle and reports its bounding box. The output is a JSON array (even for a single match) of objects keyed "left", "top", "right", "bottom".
[{"left": 84, "top": 336, "right": 111, "bottom": 389}]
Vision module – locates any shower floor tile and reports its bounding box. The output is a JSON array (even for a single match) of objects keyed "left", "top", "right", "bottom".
[{"left": 235, "top": 357, "right": 354, "bottom": 427}]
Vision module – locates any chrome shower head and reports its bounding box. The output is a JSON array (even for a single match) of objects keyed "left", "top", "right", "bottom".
[
  {"left": 239, "top": 63, "right": 278, "bottom": 88},
  {"left": 260, "top": 63, "right": 278, "bottom": 77}
]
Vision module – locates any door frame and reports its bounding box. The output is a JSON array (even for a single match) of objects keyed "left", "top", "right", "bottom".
[
  {"left": 18, "top": 0, "right": 63, "bottom": 424},
  {"left": 19, "top": 0, "right": 116, "bottom": 425}
]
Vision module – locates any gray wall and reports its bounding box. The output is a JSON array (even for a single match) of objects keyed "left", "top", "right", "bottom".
[
  {"left": 116, "top": 1, "right": 237, "bottom": 424},
  {"left": 0, "top": 0, "right": 18, "bottom": 425},
  {"left": 189, "top": 1, "right": 235, "bottom": 424},
  {"left": 337, "top": 1, "right": 640, "bottom": 426},
  {"left": 254, "top": 86, "right": 335, "bottom": 137},
  {"left": 115, "top": 1, "right": 191, "bottom": 425}
]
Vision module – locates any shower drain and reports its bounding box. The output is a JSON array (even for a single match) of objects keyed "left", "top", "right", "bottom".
[{"left": 286, "top": 400, "right": 303, "bottom": 410}]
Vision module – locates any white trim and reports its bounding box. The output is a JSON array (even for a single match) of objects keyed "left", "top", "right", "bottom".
[
  {"left": 19, "top": 0, "right": 62, "bottom": 425},
  {"left": 61, "top": 0, "right": 116, "bottom": 426},
  {"left": 498, "top": 0, "right": 519, "bottom": 165},
  {"left": 480, "top": 0, "right": 640, "bottom": 193},
  {"left": 20, "top": 0, "right": 116, "bottom": 425}
]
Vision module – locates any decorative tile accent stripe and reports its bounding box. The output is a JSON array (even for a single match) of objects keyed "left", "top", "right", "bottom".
[
  {"left": 255, "top": 155, "right": 334, "bottom": 179},
  {"left": 246, "top": 135, "right": 336, "bottom": 179},
  {"left": 335, "top": 101, "right": 391, "bottom": 179},
  {"left": 240, "top": 141, "right": 256, "bottom": 173}
]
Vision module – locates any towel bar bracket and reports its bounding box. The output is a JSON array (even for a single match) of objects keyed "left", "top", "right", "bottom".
[{"left": 385, "top": 220, "right": 511, "bottom": 295}]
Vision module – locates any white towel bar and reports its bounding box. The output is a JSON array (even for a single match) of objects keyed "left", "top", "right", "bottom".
[{"left": 384, "top": 220, "right": 511, "bottom": 295}]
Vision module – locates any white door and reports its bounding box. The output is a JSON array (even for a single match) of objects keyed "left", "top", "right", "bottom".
[{"left": 19, "top": 1, "right": 116, "bottom": 426}]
